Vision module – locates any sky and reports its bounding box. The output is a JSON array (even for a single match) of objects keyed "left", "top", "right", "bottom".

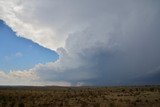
[
  {"left": 0, "top": 20, "right": 58, "bottom": 72},
  {"left": 0, "top": 0, "right": 160, "bottom": 86}
]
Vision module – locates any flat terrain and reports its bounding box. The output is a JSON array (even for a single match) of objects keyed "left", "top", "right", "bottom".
[{"left": 0, "top": 86, "right": 160, "bottom": 107}]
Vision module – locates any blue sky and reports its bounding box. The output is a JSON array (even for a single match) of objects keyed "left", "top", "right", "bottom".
[{"left": 0, "top": 20, "right": 58, "bottom": 72}]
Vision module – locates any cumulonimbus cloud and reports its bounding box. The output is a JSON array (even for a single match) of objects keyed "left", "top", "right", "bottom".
[{"left": 0, "top": 0, "right": 160, "bottom": 86}]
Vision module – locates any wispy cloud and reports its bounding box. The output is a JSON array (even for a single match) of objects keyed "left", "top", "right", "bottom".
[{"left": 15, "top": 52, "right": 23, "bottom": 57}]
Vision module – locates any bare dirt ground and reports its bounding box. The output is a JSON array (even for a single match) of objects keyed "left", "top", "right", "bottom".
[{"left": 0, "top": 85, "right": 160, "bottom": 107}]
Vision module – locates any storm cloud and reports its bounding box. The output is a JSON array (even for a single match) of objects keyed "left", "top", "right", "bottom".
[{"left": 0, "top": 0, "right": 160, "bottom": 86}]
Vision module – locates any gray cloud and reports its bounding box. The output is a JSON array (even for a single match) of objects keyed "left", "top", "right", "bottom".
[{"left": 0, "top": 0, "right": 160, "bottom": 86}]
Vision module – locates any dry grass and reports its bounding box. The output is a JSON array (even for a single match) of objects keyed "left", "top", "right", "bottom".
[{"left": 0, "top": 85, "right": 160, "bottom": 107}]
